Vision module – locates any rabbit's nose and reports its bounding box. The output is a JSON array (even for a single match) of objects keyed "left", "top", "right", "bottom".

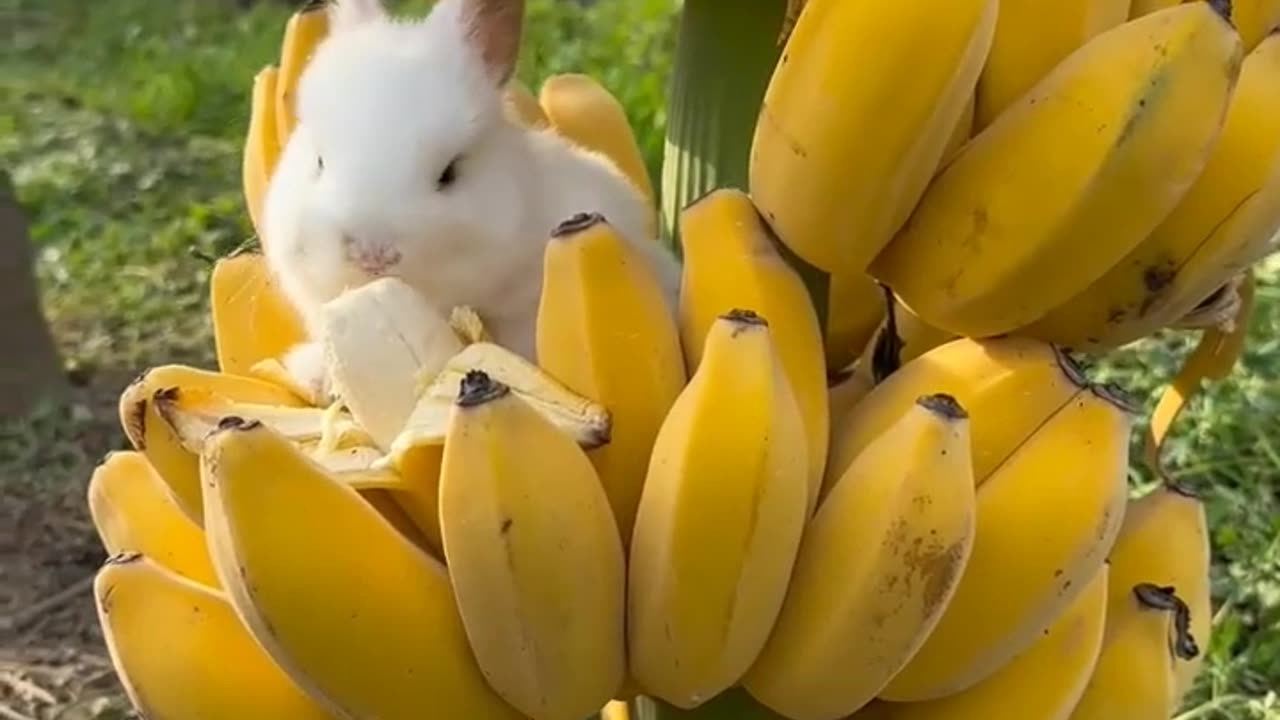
[{"left": 343, "top": 234, "right": 403, "bottom": 276}]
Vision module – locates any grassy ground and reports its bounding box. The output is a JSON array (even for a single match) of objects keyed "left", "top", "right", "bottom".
[{"left": 1, "top": 1, "right": 1277, "bottom": 718}]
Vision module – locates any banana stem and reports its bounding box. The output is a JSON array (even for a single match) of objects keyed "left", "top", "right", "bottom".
[
  {"left": 632, "top": 688, "right": 787, "bottom": 720},
  {"left": 660, "top": 0, "right": 788, "bottom": 252}
]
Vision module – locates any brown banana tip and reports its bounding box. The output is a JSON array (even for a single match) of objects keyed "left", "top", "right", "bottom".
[
  {"left": 125, "top": 399, "right": 148, "bottom": 449},
  {"left": 916, "top": 393, "right": 968, "bottom": 420},
  {"left": 456, "top": 369, "right": 510, "bottom": 407},
  {"left": 217, "top": 415, "right": 261, "bottom": 432},
  {"left": 152, "top": 386, "right": 181, "bottom": 405},
  {"left": 1051, "top": 345, "right": 1090, "bottom": 389},
  {"left": 104, "top": 551, "right": 144, "bottom": 566},
  {"left": 721, "top": 308, "right": 769, "bottom": 327},
  {"left": 1164, "top": 479, "right": 1202, "bottom": 500},
  {"left": 550, "top": 212, "right": 605, "bottom": 238},
  {"left": 1089, "top": 381, "right": 1142, "bottom": 415},
  {"left": 1132, "top": 583, "right": 1201, "bottom": 660}
]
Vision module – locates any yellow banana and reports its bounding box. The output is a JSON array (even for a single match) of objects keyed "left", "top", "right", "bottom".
[
  {"left": 1234, "top": 0, "right": 1280, "bottom": 50},
  {"left": 243, "top": 65, "right": 281, "bottom": 239},
  {"left": 376, "top": 444, "right": 445, "bottom": 558},
  {"left": 535, "top": 212, "right": 686, "bottom": 545},
  {"left": 117, "top": 364, "right": 307, "bottom": 524},
  {"left": 823, "top": 270, "right": 887, "bottom": 373},
  {"left": 199, "top": 418, "right": 524, "bottom": 720},
  {"left": 678, "top": 188, "right": 829, "bottom": 516},
  {"left": 939, "top": 93, "right": 975, "bottom": 168},
  {"left": 210, "top": 250, "right": 308, "bottom": 379},
  {"left": 826, "top": 364, "right": 874, "bottom": 432},
  {"left": 750, "top": 0, "right": 998, "bottom": 275},
  {"left": 862, "top": 564, "right": 1109, "bottom": 720},
  {"left": 1019, "top": 32, "right": 1280, "bottom": 350},
  {"left": 869, "top": 2, "right": 1243, "bottom": 338},
  {"left": 878, "top": 384, "right": 1132, "bottom": 701},
  {"left": 973, "top": 0, "right": 1130, "bottom": 131},
  {"left": 1129, "top": 0, "right": 1178, "bottom": 17},
  {"left": 438, "top": 371, "right": 626, "bottom": 720},
  {"left": 539, "top": 73, "right": 656, "bottom": 212},
  {"left": 504, "top": 78, "right": 550, "bottom": 128},
  {"left": 742, "top": 394, "right": 976, "bottom": 720},
  {"left": 628, "top": 310, "right": 809, "bottom": 709},
  {"left": 1105, "top": 482, "right": 1212, "bottom": 702},
  {"left": 87, "top": 451, "right": 219, "bottom": 588},
  {"left": 1068, "top": 583, "right": 1199, "bottom": 720},
  {"left": 1138, "top": 0, "right": 1280, "bottom": 51},
  {"left": 94, "top": 552, "right": 339, "bottom": 720},
  {"left": 823, "top": 336, "right": 1085, "bottom": 502},
  {"left": 274, "top": 0, "right": 329, "bottom": 148}
]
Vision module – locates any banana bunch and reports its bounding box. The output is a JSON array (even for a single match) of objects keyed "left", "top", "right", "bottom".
[{"left": 89, "top": 0, "right": 1280, "bottom": 718}]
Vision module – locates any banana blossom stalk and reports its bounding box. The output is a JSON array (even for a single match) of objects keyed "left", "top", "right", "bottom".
[{"left": 659, "top": 0, "right": 793, "bottom": 251}]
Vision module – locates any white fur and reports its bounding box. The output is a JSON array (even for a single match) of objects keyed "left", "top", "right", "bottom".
[{"left": 262, "top": 0, "right": 679, "bottom": 398}]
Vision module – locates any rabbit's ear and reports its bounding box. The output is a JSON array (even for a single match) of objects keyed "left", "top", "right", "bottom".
[
  {"left": 457, "top": 0, "right": 524, "bottom": 85},
  {"left": 328, "top": 0, "right": 385, "bottom": 30}
]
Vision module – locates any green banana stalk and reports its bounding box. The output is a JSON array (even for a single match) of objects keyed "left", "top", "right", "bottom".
[{"left": 660, "top": 0, "right": 789, "bottom": 251}]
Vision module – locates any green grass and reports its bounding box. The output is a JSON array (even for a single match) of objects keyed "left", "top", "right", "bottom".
[{"left": 1, "top": 1, "right": 1278, "bottom": 718}]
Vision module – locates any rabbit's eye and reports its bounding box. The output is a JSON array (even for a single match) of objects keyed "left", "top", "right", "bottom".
[
  {"left": 437, "top": 158, "right": 459, "bottom": 190},
  {"left": 316, "top": 156, "right": 325, "bottom": 173}
]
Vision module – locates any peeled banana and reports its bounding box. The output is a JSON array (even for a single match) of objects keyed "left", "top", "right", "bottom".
[
  {"left": 878, "top": 384, "right": 1132, "bottom": 701},
  {"left": 438, "top": 370, "right": 626, "bottom": 720},
  {"left": 870, "top": 2, "right": 1244, "bottom": 338},
  {"left": 93, "top": 552, "right": 338, "bottom": 720},
  {"left": 200, "top": 418, "right": 523, "bottom": 720},
  {"left": 320, "top": 276, "right": 463, "bottom": 450},
  {"left": 743, "top": 394, "right": 976, "bottom": 720},
  {"left": 677, "top": 188, "right": 829, "bottom": 515},
  {"left": 750, "top": 0, "right": 998, "bottom": 275},
  {"left": 535, "top": 212, "right": 686, "bottom": 545},
  {"left": 628, "top": 310, "right": 809, "bottom": 709}
]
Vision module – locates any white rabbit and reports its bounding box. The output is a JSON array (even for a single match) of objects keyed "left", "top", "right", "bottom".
[{"left": 261, "top": 0, "right": 681, "bottom": 401}]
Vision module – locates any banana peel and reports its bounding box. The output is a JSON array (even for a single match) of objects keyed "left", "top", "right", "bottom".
[{"left": 383, "top": 341, "right": 613, "bottom": 466}]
